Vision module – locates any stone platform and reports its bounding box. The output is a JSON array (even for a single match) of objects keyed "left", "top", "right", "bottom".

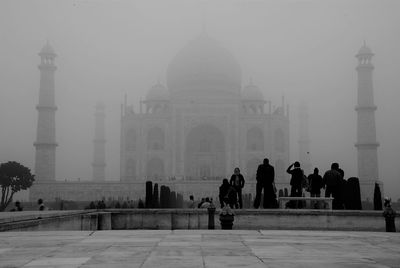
[{"left": 0, "top": 230, "right": 399, "bottom": 267}]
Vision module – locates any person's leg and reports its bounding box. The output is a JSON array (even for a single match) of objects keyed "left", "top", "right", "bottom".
[
  {"left": 237, "top": 188, "right": 243, "bottom": 209},
  {"left": 254, "top": 182, "right": 262, "bottom": 208},
  {"left": 296, "top": 187, "right": 303, "bottom": 208}
]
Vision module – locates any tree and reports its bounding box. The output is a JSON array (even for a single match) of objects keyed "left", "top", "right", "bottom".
[{"left": 0, "top": 161, "right": 35, "bottom": 211}]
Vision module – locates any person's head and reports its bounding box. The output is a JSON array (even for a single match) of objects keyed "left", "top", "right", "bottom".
[
  {"left": 222, "top": 178, "right": 229, "bottom": 185},
  {"left": 234, "top": 167, "right": 240, "bottom": 174},
  {"left": 189, "top": 195, "right": 194, "bottom": 201},
  {"left": 263, "top": 158, "right": 269, "bottom": 165},
  {"left": 384, "top": 197, "right": 391, "bottom": 207},
  {"left": 205, "top": 197, "right": 210, "bottom": 203},
  {"left": 15, "top": 201, "right": 21, "bottom": 207},
  {"left": 201, "top": 198, "right": 205, "bottom": 202},
  {"left": 314, "top": 168, "right": 319, "bottom": 174},
  {"left": 294, "top": 161, "right": 300, "bottom": 168},
  {"left": 37, "top": 198, "right": 43, "bottom": 205},
  {"left": 331, "top": 163, "right": 339, "bottom": 170}
]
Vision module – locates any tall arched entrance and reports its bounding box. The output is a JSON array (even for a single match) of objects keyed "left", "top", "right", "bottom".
[{"left": 184, "top": 124, "right": 226, "bottom": 180}]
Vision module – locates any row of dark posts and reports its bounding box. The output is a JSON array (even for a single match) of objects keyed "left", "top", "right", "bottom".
[{"left": 145, "top": 181, "right": 184, "bottom": 208}]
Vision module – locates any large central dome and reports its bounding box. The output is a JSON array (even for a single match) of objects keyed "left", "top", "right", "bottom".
[{"left": 166, "top": 33, "right": 242, "bottom": 96}]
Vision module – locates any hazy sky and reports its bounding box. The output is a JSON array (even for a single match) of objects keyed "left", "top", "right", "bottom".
[{"left": 1, "top": 0, "right": 399, "bottom": 199}]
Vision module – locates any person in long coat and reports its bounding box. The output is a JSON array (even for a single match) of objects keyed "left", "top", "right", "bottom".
[{"left": 254, "top": 158, "right": 276, "bottom": 208}]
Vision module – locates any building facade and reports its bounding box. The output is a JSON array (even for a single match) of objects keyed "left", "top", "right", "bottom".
[
  {"left": 30, "top": 34, "right": 291, "bottom": 202},
  {"left": 120, "top": 33, "right": 290, "bottom": 184}
]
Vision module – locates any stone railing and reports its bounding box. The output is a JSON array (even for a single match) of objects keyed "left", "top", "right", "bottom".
[{"left": 0, "top": 209, "right": 396, "bottom": 232}]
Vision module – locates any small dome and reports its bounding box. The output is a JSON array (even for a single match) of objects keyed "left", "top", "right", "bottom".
[
  {"left": 40, "top": 42, "right": 56, "bottom": 55},
  {"left": 242, "top": 81, "right": 264, "bottom": 101},
  {"left": 146, "top": 82, "right": 169, "bottom": 101},
  {"left": 358, "top": 45, "right": 372, "bottom": 55},
  {"left": 357, "top": 42, "right": 373, "bottom": 56}
]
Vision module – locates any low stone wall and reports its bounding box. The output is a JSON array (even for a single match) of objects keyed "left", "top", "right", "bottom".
[
  {"left": 0, "top": 209, "right": 397, "bottom": 232},
  {"left": 0, "top": 210, "right": 98, "bottom": 232}
]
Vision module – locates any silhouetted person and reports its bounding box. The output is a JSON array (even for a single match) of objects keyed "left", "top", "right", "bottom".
[
  {"left": 230, "top": 167, "right": 245, "bottom": 209},
  {"left": 308, "top": 168, "right": 323, "bottom": 197},
  {"left": 188, "top": 195, "right": 195, "bottom": 208},
  {"left": 219, "top": 178, "right": 237, "bottom": 208},
  {"left": 198, "top": 198, "right": 205, "bottom": 208},
  {"left": 308, "top": 168, "right": 323, "bottom": 209},
  {"left": 10, "top": 201, "right": 23, "bottom": 212},
  {"left": 254, "top": 158, "right": 276, "bottom": 208},
  {"left": 337, "top": 166, "right": 346, "bottom": 209},
  {"left": 323, "top": 163, "right": 342, "bottom": 209},
  {"left": 373, "top": 183, "right": 383, "bottom": 210},
  {"left": 383, "top": 197, "right": 396, "bottom": 232},
  {"left": 37, "top": 198, "right": 47, "bottom": 211},
  {"left": 287, "top": 162, "right": 304, "bottom": 208}
]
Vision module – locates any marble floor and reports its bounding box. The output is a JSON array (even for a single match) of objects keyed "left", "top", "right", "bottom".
[{"left": 0, "top": 230, "right": 399, "bottom": 267}]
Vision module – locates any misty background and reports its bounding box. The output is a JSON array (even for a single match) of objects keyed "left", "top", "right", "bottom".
[{"left": 0, "top": 0, "right": 399, "bottom": 200}]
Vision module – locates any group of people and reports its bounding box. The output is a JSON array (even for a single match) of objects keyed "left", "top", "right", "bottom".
[{"left": 210, "top": 158, "right": 352, "bottom": 210}]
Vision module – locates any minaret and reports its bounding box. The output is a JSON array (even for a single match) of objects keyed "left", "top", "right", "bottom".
[
  {"left": 355, "top": 42, "right": 380, "bottom": 200},
  {"left": 298, "top": 102, "right": 311, "bottom": 175},
  {"left": 34, "top": 42, "right": 57, "bottom": 181},
  {"left": 92, "top": 102, "right": 106, "bottom": 181}
]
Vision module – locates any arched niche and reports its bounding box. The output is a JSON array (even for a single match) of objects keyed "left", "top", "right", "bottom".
[
  {"left": 275, "top": 159, "right": 285, "bottom": 178},
  {"left": 126, "top": 129, "right": 136, "bottom": 151},
  {"left": 184, "top": 124, "right": 226, "bottom": 180},
  {"left": 147, "top": 126, "right": 165, "bottom": 150},
  {"left": 247, "top": 126, "right": 264, "bottom": 151},
  {"left": 246, "top": 158, "right": 260, "bottom": 180},
  {"left": 146, "top": 157, "right": 164, "bottom": 180},
  {"left": 126, "top": 159, "right": 136, "bottom": 179},
  {"left": 274, "top": 128, "right": 285, "bottom": 152}
]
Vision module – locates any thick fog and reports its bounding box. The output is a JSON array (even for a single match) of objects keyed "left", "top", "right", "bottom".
[{"left": 0, "top": 0, "right": 399, "bottom": 200}]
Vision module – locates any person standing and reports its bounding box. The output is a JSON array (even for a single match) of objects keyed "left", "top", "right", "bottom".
[
  {"left": 188, "top": 195, "right": 195, "bottom": 208},
  {"left": 37, "top": 198, "right": 47, "bottom": 211},
  {"left": 308, "top": 168, "right": 323, "bottom": 197},
  {"left": 323, "top": 163, "right": 342, "bottom": 209},
  {"left": 219, "top": 178, "right": 237, "bottom": 208},
  {"left": 10, "top": 201, "right": 23, "bottom": 212},
  {"left": 287, "top": 162, "right": 304, "bottom": 208},
  {"left": 308, "top": 168, "right": 323, "bottom": 208},
  {"left": 230, "top": 167, "right": 245, "bottom": 209},
  {"left": 254, "top": 158, "right": 276, "bottom": 209}
]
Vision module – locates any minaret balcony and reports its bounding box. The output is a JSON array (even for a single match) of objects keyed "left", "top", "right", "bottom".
[
  {"left": 355, "top": 105, "right": 377, "bottom": 111},
  {"left": 354, "top": 142, "right": 380, "bottom": 148}
]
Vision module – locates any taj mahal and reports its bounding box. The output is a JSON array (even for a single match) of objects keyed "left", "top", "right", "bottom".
[{"left": 29, "top": 33, "right": 380, "bottom": 202}]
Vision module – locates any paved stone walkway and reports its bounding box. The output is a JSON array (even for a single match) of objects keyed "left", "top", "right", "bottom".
[{"left": 0, "top": 230, "right": 399, "bottom": 267}]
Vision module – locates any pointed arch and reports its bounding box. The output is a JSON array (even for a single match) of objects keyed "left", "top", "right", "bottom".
[
  {"left": 246, "top": 158, "right": 260, "bottom": 180},
  {"left": 274, "top": 128, "right": 285, "bottom": 152},
  {"left": 247, "top": 126, "right": 264, "bottom": 151},
  {"left": 126, "top": 129, "right": 136, "bottom": 151},
  {"left": 146, "top": 157, "right": 164, "bottom": 180},
  {"left": 126, "top": 159, "right": 136, "bottom": 179},
  {"left": 275, "top": 159, "right": 285, "bottom": 178},
  {"left": 147, "top": 126, "right": 165, "bottom": 150}
]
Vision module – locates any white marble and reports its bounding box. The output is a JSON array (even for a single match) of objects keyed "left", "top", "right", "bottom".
[{"left": 0, "top": 230, "right": 398, "bottom": 267}]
